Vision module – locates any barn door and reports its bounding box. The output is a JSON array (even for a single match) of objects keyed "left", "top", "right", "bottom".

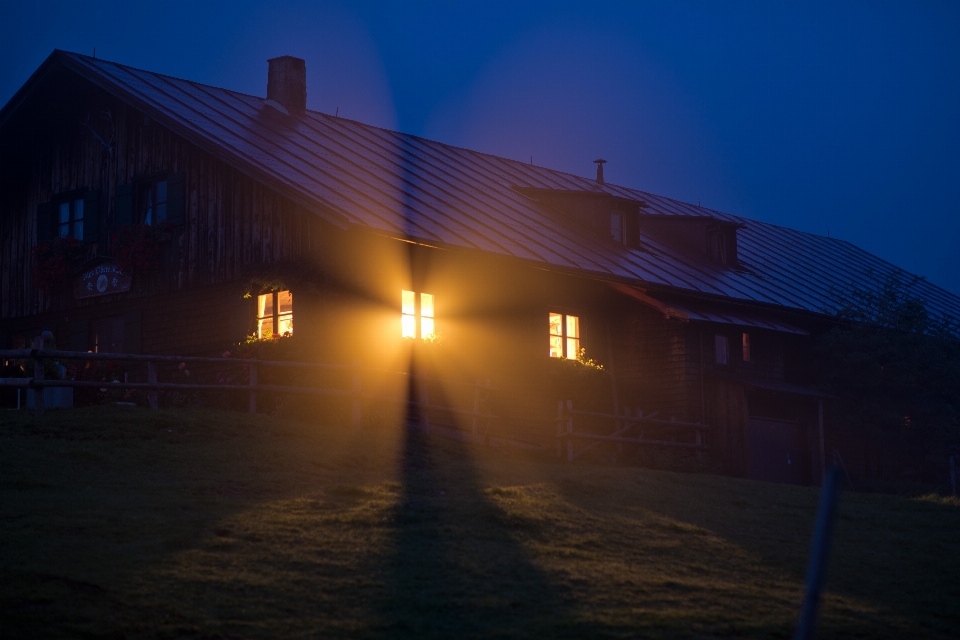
[{"left": 747, "top": 417, "right": 807, "bottom": 485}]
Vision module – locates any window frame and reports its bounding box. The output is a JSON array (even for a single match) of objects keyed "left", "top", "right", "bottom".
[
  {"left": 549, "top": 311, "right": 581, "bottom": 359},
  {"left": 138, "top": 176, "right": 169, "bottom": 226},
  {"left": 610, "top": 212, "right": 625, "bottom": 244},
  {"left": 257, "top": 290, "right": 293, "bottom": 339},
  {"left": 401, "top": 290, "right": 436, "bottom": 340},
  {"left": 714, "top": 334, "right": 729, "bottom": 365}
]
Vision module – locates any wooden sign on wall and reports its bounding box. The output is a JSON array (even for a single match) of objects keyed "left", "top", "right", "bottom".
[{"left": 74, "top": 261, "right": 132, "bottom": 299}]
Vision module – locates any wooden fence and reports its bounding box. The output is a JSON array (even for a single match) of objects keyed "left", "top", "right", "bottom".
[
  {"left": 555, "top": 400, "right": 710, "bottom": 462},
  {"left": 2, "top": 340, "right": 711, "bottom": 460},
  {"left": 0, "top": 342, "right": 494, "bottom": 438}
]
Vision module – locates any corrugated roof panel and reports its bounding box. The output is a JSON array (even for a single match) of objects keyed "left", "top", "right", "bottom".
[{"left": 42, "top": 51, "right": 960, "bottom": 323}]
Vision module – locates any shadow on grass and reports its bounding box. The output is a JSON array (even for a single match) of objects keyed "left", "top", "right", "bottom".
[{"left": 373, "top": 389, "right": 586, "bottom": 639}]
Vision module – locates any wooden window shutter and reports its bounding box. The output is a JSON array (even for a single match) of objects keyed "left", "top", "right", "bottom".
[
  {"left": 69, "top": 320, "right": 89, "bottom": 352},
  {"left": 83, "top": 190, "right": 100, "bottom": 243},
  {"left": 36, "top": 201, "right": 53, "bottom": 242},
  {"left": 123, "top": 310, "right": 142, "bottom": 354},
  {"left": 166, "top": 173, "right": 185, "bottom": 225},
  {"left": 115, "top": 183, "right": 134, "bottom": 228}
]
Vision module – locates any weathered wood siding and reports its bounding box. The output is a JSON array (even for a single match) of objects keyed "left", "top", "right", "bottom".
[{"left": 1, "top": 83, "right": 322, "bottom": 321}]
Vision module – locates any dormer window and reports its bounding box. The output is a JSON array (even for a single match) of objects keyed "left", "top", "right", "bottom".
[
  {"left": 610, "top": 213, "right": 624, "bottom": 243},
  {"left": 707, "top": 228, "right": 727, "bottom": 264}
]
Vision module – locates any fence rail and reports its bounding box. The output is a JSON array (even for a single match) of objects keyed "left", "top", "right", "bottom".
[
  {"left": 2, "top": 344, "right": 712, "bottom": 461},
  {"left": 0, "top": 344, "right": 495, "bottom": 435},
  {"left": 556, "top": 400, "right": 710, "bottom": 461}
]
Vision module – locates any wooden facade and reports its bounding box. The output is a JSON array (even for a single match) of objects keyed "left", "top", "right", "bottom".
[{"left": 1, "top": 52, "right": 839, "bottom": 486}]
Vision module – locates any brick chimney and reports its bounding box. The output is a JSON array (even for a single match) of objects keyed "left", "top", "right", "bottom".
[{"left": 267, "top": 56, "right": 306, "bottom": 114}]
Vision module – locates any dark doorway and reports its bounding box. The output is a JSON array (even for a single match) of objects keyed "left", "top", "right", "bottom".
[{"left": 747, "top": 417, "right": 807, "bottom": 485}]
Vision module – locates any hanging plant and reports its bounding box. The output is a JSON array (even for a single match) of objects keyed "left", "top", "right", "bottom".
[
  {"left": 32, "top": 236, "right": 84, "bottom": 290},
  {"left": 239, "top": 260, "right": 327, "bottom": 299},
  {"left": 113, "top": 223, "right": 171, "bottom": 273}
]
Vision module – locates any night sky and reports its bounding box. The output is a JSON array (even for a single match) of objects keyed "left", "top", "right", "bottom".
[{"left": 3, "top": 1, "right": 959, "bottom": 295}]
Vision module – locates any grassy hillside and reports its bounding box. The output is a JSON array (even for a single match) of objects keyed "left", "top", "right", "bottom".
[{"left": 1, "top": 406, "right": 958, "bottom": 639}]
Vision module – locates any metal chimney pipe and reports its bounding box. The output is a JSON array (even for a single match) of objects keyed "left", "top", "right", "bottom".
[{"left": 594, "top": 158, "right": 607, "bottom": 185}]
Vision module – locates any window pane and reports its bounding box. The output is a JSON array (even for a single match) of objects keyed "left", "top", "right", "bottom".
[
  {"left": 610, "top": 213, "right": 623, "bottom": 243},
  {"left": 156, "top": 180, "right": 167, "bottom": 204},
  {"left": 74, "top": 198, "right": 83, "bottom": 221},
  {"left": 549, "top": 335, "right": 563, "bottom": 358},
  {"left": 277, "top": 290, "right": 293, "bottom": 314},
  {"left": 549, "top": 313, "right": 562, "bottom": 337},
  {"left": 420, "top": 292, "right": 434, "bottom": 318},
  {"left": 258, "top": 293, "right": 273, "bottom": 319},
  {"left": 59, "top": 202, "right": 70, "bottom": 224},
  {"left": 278, "top": 313, "right": 293, "bottom": 337},
  {"left": 73, "top": 219, "right": 83, "bottom": 240},
  {"left": 59, "top": 222, "right": 70, "bottom": 238},
  {"left": 715, "top": 335, "right": 729, "bottom": 365},
  {"left": 742, "top": 332, "right": 751, "bottom": 362},
  {"left": 258, "top": 318, "right": 273, "bottom": 340},
  {"left": 401, "top": 314, "right": 416, "bottom": 338},
  {"left": 402, "top": 290, "right": 415, "bottom": 316},
  {"left": 567, "top": 337, "right": 580, "bottom": 359},
  {"left": 156, "top": 203, "right": 167, "bottom": 223},
  {"left": 566, "top": 315, "right": 579, "bottom": 339},
  {"left": 421, "top": 316, "right": 435, "bottom": 339}
]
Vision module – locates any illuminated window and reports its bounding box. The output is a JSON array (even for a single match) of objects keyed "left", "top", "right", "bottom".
[
  {"left": 742, "top": 332, "right": 751, "bottom": 362},
  {"left": 610, "top": 213, "right": 624, "bottom": 243},
  {"left": 549, "top": 312, "right": 580, "bottom": 358},
  {"left": 58, "top": 198, "right": 84, "bottom": 240},
  {"left": 715, "top": 334, "right": 729, "bottom": 365},
  {"left": 257, "top": 290, "right": 293, "bottom": 339},
  {"left": 401, "top": 290, "right": 436, "bottom": 339}
]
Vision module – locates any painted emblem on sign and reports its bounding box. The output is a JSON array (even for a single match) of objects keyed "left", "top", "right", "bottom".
[{"left": 74, "top": 260, "right": 132, "bottom": 299}]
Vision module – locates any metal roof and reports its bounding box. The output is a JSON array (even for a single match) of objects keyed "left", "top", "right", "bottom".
[{"left": 10, "top": 51, "right": 960, "bottom": 322}]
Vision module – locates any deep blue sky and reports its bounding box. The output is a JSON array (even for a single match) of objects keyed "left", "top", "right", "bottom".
[{"left": 3, "top": 1, "right": 959, "bottom": 294}]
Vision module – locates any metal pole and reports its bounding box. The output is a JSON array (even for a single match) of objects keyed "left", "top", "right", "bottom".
[
  {"left": 794, "top": 466, "right": 842, "bottom": 640},
  {"left": 818, "top": 399, "right": 825, "bottom": 486}
]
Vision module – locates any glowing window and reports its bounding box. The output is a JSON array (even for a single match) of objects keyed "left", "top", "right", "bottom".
[
  {"left": 715, "top": 334, "right": 729, "bottom": 365},
  {"left": 549, "top": 312, "right": 580, "bottom": 359},
  {"left": 610, "top": 212, "right": 624, "bottom": 243},
  {"left": 257, "top": 290, "right": 293, "bottom": 339},
  {"left": 401, "top": 290, "right": 435, "bottom": 339},
  {"left": 742, "top": 332, "right": 751, "bottom": 362}
]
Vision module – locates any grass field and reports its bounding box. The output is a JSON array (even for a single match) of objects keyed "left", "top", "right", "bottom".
[{"left": 1, "top": 406, "right": 958, "bottom": 639}]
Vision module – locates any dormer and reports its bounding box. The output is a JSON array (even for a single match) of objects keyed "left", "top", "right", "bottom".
[
  {"left": 514, "top": 187, "right": 645, "bottom": 249},
  {"left": 639, "top": 214, "right": 745, "bottom": 267}
]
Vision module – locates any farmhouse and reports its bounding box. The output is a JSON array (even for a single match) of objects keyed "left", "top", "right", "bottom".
[{"left": 3, "top": 51, "right": 959, "bottom": 485}]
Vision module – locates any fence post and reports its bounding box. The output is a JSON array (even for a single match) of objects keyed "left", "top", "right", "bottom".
[
  {"left": 951, "top": 456, "right": 957, "bottom": 497},
  {"left": 248, "top": 362, "right": 258, "bottom": 414},
  {"left": 419, "top": 377, "right": 430, "bottom": 433},
  {"left": 556, "top": 400, "right": 564, "bottom": 459},
  {"left": 351, "top": 360, "right": 362, "bottom": 429},
  {"left": 147, "top": 361, "right": 159, "bottom": 409},
  {"left": 566, "top": 399, "right": 574, "bottom": 462},
  {"left": 32, "top": 336, "right": 44, "bottom": 418}
]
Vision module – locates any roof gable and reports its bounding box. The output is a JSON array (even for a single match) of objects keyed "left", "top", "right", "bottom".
[{"left": 5, "top": 50, "right": 960, "bottom": 322}]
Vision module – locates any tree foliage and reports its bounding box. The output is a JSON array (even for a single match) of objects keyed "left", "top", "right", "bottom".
[{"left": 815, "top": 272, "right": 960, "bottom": 457}]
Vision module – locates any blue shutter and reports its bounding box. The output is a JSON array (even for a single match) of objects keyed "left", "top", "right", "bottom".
[
  {"left": 115, "top": 183, "right": 134, "bottom": 228},
  {"left": 36, "top": 201, "right": 53, "bottom": 242},
  {"left": 83, "top": 191, "right": 100, "bottom": 242},
  {"left": 166, "top": 173, "right": 185, "bottom": 226}
]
